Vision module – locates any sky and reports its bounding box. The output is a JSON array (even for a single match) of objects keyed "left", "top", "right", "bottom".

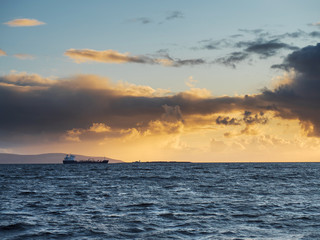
[{"left": 1, "top": 0, "right": 320, "bottom": 162}]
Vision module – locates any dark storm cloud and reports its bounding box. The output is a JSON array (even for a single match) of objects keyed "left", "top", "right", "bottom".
[
  {"left": 0, "top": 74, "right": 268, "bottom": 143},
  {"left": 1, "top": 43, "right": 320, "bottom": 144},
  {"left": 270, "top": 43, "right": 320, "bottom": 77},
  {"left": 270, "top": 64, "right": 288, "bottom": 70},
  {"left": 215, "top": 43, "right": 320, "bottom": 135},
  {"left": 263, "top": 43, "right": 320, "bottom": 136}
]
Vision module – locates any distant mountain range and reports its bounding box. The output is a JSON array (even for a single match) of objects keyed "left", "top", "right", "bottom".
[{"left": 0, "top": 153, "right": 124, "bottom": 164}]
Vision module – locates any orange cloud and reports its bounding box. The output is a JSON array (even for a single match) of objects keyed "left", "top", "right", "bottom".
[
  {"left": 4, "top": 18, "right": 45, "bottom": 27},
  {"left": 89, "top": 123, "right": 111, "bottom": 133},
  {"left": 14, "top": 54, "right": 35, "bottom": 60},
  {"left": 65, "top": 123, "right": 111, "bottom": 142},
  {"left": 0, "top": 49, "right": 7, "bottom": 56},
  {"left": 65, "top": 129, "right": 82, "bottom": 142},
  {"left": 184, "top": 76, "right": 212, "bottom": 98},
  {"left": 0, "top": 72, "right": 56, "bottom": 91},
  {"left": 114, "top": 81, "right": 171, "bottom": 97},
  {"left": 64, "top": 48, "right": 206, "bottom": 67},
  {"left": 2, "top": 71, "right": 318, "bottom": 162},
  {"left": 64, "top": 49, "right": 135, "bottom": 63},
  {"left": 147, "top": 120, "right": 184, "bottom": 135},
  {"left": 2, "top": 53, "right": 320, "bottom": 156}
]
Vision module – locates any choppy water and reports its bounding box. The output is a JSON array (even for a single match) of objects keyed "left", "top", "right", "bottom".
[{"left": 1, "top": 163, "right": 320, "bottom": 239}]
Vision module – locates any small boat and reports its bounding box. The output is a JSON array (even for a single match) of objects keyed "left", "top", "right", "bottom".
[{"left": 63, "top": 154, "right": 109, "bottom": 164}]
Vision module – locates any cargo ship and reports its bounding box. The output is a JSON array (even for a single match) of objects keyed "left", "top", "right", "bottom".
[{"left": 63, "top": 154, "right": 109, "bottom": 164}]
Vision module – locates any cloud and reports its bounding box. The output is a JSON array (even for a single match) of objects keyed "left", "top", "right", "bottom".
[
  {"left": 0, "top": 72, "right": 56, "bottom": 88},
  {"left": 65, "top": 48, "right": 206, "bottom": 67},
  {"left": 239, "top": 125, "right": 260, "bottom": 136},
  {"left": 243, "top": 111, "right": 268, "bottom": 125},
  {"left": 216, "top": 116, "right": 240, "bottom": 125},
  {"left": 216, "top": 111, "right": 268, "bottom": 137},
  {"left": 165, "top": 11, "right": 184, "bottom": 21},
  {"left": 270, "top": 30, "right": 316, "bottom": 40},
  {"left": 309, "top": 22, "right": 320, "bottom": 27},
  {"left": 214, "top": 52, "right": 249, "bottom": 68},
  {"left": 238, "top": 29, "right": 318, "bottom": 41},
  {"left": 213, "top": 39, "right": 298, "bottom": 68},
  {"left": 310, "top": 31, "right": 320, "bottom": 37},
  {"left": 4, "top": 18, "right": 45, "bottom": 27},
  {"left": 0, "top": 73, "right": 261, "bottom": 145},
  {"left": 130, "top": 17, "right": 152, "bottom": 24},
  {"left": 113, "top": 81, "right": 171, "bottom": 97},
  {"left": 210, "top": 138, "right": 228, "bottom": 152},
  {"left": 272, "top": 31, "right": 306, "bottom": 39},
  {"left": 13, "top": 54, "right": 35, "bottom": 60},
  {"left": 64, "top": 123, "right": 111, "bottom": 142},
  {"left": 147, "top": 120, "right": 184, "bottom": 135},
  {"left": 216, "top": 111, "right": 268, "bottom": 127},
  {"left": 129, "top": 10, "right": 183, "bottom": 25},
  {"left": 0, "top": 49, "right": 7, "bottom": 56},
  {"left": 198, "top": 28, "right": 316, "bottom": 68},
  {"left": 89, "top": 123, "right": 111, "bottom": 133},
  {"left": 162, "top": 104, "right": 184, "bottom": 123},
  {"left": 62, "top": 108, "right": 184, "bottom": 143},
  {"left": 264, "top": 43, "right": 320, "bottom": 136},
  {"left": 64, "top": 49, "right": 145, "bottom": 64},
  {"left": 1, "top": 42, "right": 320, "bottom": 147},
  {"left": 185, "top": 76, "right": 197, "bottom": 88},
  {"left": 171, "top": 58, "right": 206, "bottom": 67},
  {"left": 198, "top": 29, "right": 305, "bottom": 52},
  {"left": 238, "top": 28, "right": 265, "bottom": 35},
  {"left": 236, "top": 39, "right": 298, "bottom": 58},
  {"left": 65, "top": 128, "right": 82, "bottom": 142},
  {"left": 183, "top": 76, "right": 212, "bottom": 98},
  {"left": 195, "top": 38, "right": 234, "bottom": 50}
]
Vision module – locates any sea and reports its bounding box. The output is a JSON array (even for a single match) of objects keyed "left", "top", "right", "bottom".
[{"left": 1, "top": 163, "right": 320, "bottom": 240}]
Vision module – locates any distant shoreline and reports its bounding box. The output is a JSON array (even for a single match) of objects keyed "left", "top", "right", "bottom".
[{"left": 0, "top": 153, "right": 123, "bottom": 164}]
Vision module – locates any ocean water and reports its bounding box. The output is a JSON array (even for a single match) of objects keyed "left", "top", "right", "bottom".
[{"left": 1, "top": 163, "right": 320, "bottom": 240}]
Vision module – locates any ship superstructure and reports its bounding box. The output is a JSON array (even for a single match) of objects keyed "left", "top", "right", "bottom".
[{"left": 63, "top": 154, "right": 109, "bottom": 164}]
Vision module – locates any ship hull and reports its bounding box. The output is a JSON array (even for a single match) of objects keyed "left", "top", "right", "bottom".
[{"left": 63, "top": 160, "right": 109, "bottom": 164}]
